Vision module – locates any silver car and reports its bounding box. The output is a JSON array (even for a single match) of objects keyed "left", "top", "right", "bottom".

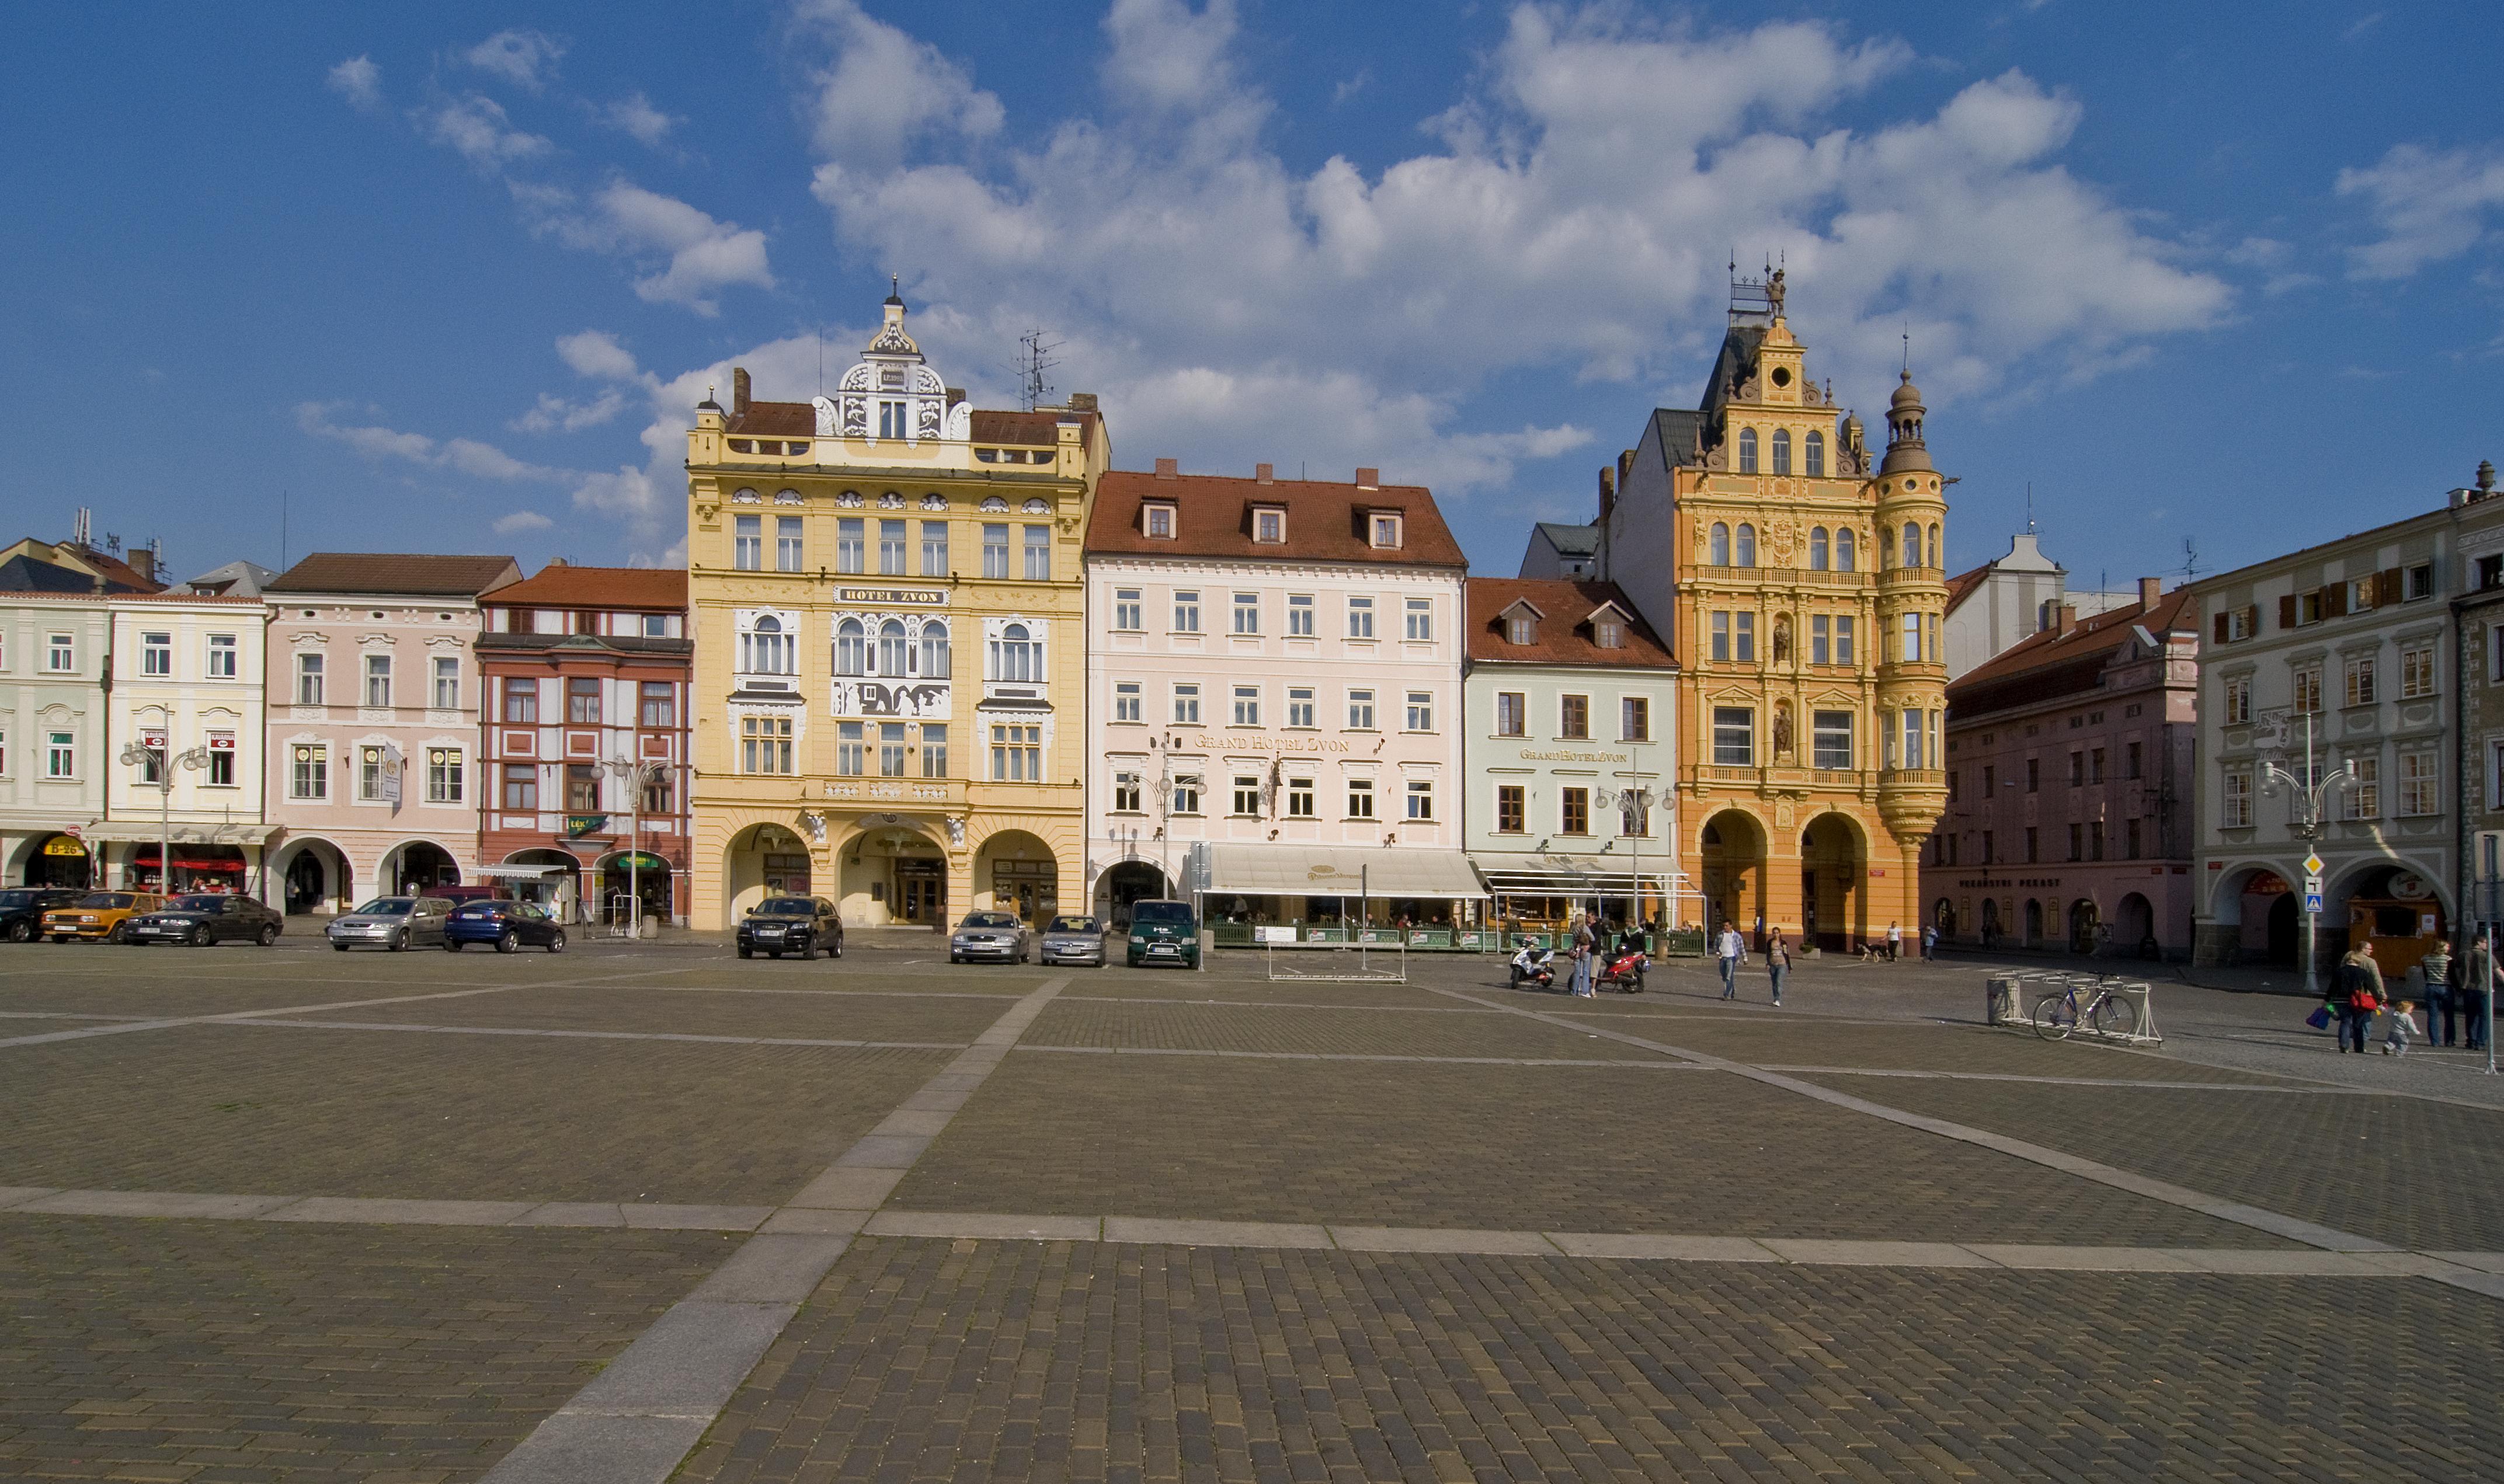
[
  {"left": 948, "top": 911, "right": 1032, "bottom": 964},
  {"left": 1038, "top": 914, "right": 1105, "bottom": 967},
  {"left": 327, "top": 896, "right": 454, "bottom": 952}
]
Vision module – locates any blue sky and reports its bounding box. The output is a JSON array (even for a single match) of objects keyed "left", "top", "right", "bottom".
[{"left": 4, "top": 2, "right": 2499, "bottom": 591}]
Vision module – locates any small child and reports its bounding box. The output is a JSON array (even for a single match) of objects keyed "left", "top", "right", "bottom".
[{"left": 2382, "top": 1000, "right": 2420, "bottom": 1057}]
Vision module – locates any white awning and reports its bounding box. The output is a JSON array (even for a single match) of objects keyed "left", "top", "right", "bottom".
[
  {"left": 1471, "top": 851, "right": 1695, "bottom": 897},
  {"left": 1195, "top": 844, "right": 1486, "bottom": 900},
  {"left": 80, "top": 822, "right": 280, "bottom": 846},
  {"left": 474, "top": 864, "right": 575, "bottom": 880}
]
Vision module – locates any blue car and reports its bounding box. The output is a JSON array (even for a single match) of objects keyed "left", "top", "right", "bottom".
[{"left": 442, "top": 900, "right": 568, "bottom": 953}]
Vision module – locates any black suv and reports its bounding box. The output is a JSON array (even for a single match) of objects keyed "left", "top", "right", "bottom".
[
  {"left": 0, "top": 887, "right": 83, "bottom": 943},
  {"left": 737, "top": 896, "right": 845, "bottom": 959}
]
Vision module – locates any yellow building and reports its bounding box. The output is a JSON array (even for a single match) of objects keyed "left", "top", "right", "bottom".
[
  {"left": 686, "top": 291, "right": 1108, "bottom": 929},
  {"left": 1601, "top": 274, "right": 1948, "bottom": 949}
]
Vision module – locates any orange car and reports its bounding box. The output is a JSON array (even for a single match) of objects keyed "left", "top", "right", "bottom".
[{"left": 41, "top": 891, "right": 165, "bottom": 943}]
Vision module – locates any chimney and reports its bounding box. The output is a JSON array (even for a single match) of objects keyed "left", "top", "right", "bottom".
[
  {"left": 731, "top": 367, "right": 750, "bottom": 414},
  {"left": 1355, "top": 466, "right": 1379, "bottom": 489},
  {"left": 1154, "top": 458, "right": 1179, "bottom": 480},
  {"left": 2056, "top": 604, "right": 2078, "bottom": 637},
  {"left": 944, "top": 385, "right": 965, "bottom": 409},
  {"left": 1598, "top": 466, "right": 1616, "bottom": 522},
  {"left": 1255, "top": 462, "right": 1274, "bottom": 484},
  {"left": 1067, "top": 392, "right": 1098, "bottom": 413},
  {"left": 2138, "top": 577, "right": 2161, "bottom": 608}
]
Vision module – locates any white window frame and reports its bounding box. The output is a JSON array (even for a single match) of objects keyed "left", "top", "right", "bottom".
[{"left": 206, "top": 633, "right": 238, "bottom": 679}]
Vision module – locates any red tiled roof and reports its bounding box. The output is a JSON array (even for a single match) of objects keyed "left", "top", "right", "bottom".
[
  {"left": 1465, "top": 579, "right": 1675, "bottom": 667},
  {"left": 723, "top": 400, "right": 813, "bottom": 437},
  {"left": 1942, "top": 563, "right": 1990, "bottom": 615},
  {"left": 266, "top": 553, "right": 521, "bottom": 597},
  {"left": 1086, "top": 469, "right": 1467, "bottom": 569},
  {"left": 1951, "top": 587, "right": 2198, "bottom": 694},
  {"left": 485, "top": 564, "right": 686, "bottom": 610}
]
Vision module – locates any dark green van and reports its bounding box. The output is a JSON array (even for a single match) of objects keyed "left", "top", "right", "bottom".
[{"left": 1125, "top": 900, "right": 1199, "bottom": 968}]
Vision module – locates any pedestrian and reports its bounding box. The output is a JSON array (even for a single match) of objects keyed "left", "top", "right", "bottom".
[
  {"left": 1886, "top": 921, "right": 1902, "bottom": 962},
  {"left": 2383, "top": 999, "right": 2419, "bottom": 1057},
  {"left": 1766, "top": 928, "right": 1790, "bottom": 1006},
  {"left": 1717, "top": 922, "right": 1744, "bottom": 1000},
  {"left": 1921, "top": 923, "right": 1938, "bottom": 962},
  {"left": 2465, "top": 935, "right": 2499, "bottom": 1053},
  {"left": 1569, "top": 912, "right": 1596, "bottom": 998},
  {"left": 2422, "top": 940, "right": 2457, "bottom": 1047},
  {"left": 2335, "top": 942, "right": 2383, "bottom": 1055}
]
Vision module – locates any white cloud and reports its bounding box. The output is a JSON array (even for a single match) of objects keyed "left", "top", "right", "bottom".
[
  {"left": 604, "top": 91, "right": 677, "bottom": 146},
  {"left": 326, "top": 56, "right": 382, "bottom": 112},
  {"left": 556, "top": 329, "right": 648, "bottom": 383},
  {"left": 2223, "top": 235, "right": 2319, "bottom": 297},
  {"left": 2337, "top": 141, "right": 2504, "bottom": 280},
  {"left": 466, "top": 29, "right": 566, "bottom": 91},
  {"left": 296, "top": 402, "right": 570, "bottom": 483},
  {"left": 512, "top": 388, "right": 630, "bottom": 433},
  {"left": 493, "top": 510, "right": 555, "bottom": 534},
  {"left": 418, "top": 93, "right": 551, "bottom": 169},
  {"left": 791, "top": 0, "right": 1004, "bottom": 172}
]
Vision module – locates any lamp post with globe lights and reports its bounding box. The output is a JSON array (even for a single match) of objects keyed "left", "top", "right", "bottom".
[{"left": 121, "top": 738, "right": 208, "bottom": 899}]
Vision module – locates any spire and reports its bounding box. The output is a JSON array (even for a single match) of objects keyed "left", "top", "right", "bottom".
[
  {"left": 1879, "top": 367, "right": 1932, "bottom": 475},
  {"left": 884, "top": 272, "right": 904, "bottom": 308}
]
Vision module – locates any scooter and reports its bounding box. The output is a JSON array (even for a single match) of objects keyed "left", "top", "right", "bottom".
[
  {"left": 1508, "top": 943, "right": 1556, "bottom": 989},
  {"left": 1595, "top": 945, "right": 1649, "bottom": 992}
]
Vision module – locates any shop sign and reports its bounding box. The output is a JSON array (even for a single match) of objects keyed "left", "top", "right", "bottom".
[
  {"left": 835, "top": 587, "right": 948, "bottom": 607},
  {"left": 616, "top": 851, "right": 667, "bottom": 871},
  {"left": 43, "top": 837, "right": 87, "bottom": 857},
  {"left": 565, "top": 814, "right": 610, "bottom": 838}
]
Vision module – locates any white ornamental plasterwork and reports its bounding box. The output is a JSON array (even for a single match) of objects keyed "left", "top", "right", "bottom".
[
  {"left": 944, "top": 403, "right": 970, "bottom": 441},
  {"left": 424, "top": 635, "right": 464, "bottom": 650},
  {"left": 868, "top": 318, "right": 917, "bottom": 356},
  {"left": 979, "top": 495, "right": 1010, "bottom": 513},
  {"left": 357, "top": 633, "right": 398, "bottom": 648},
  {"left": 290, "top": 630, "right": 330, "bottom": 649},
  {"left": 878, "top": 492, "right": 906, "bottom": 510},
  {"left": 830, "top": 680, "right": 952, "bottom": 721},
  {"left": 1021, "top": 497, "right": 1049, "bottom": 514},
  {"left": 812, "top": 395, "right": 842, "bottom": 440},
  {"left": 920, "top": 493, "right": 948, "bottom": 511},
  {"left": 774, "top": 490, "right": 804, "bottom": 506},
  {"left": 731, "top": 489, "right": 763, "bottom": 504},
  {"left": 835, "top": 490, "right": 865, "bottom": 508}
]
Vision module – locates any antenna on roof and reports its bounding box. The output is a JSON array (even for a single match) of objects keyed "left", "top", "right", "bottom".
[
  {"left": 2180, "top": 537, "right": 2200, "bottom": 581},
  {"left": 2025, "top": 482, "right": 2035, "bottom": 534},
  {"left": 1902, "top": 323, "right": 1911, "bottom": 374},
  {"left": 105, "top": 532, "right": 122, "bottom": 556},
  {"left": 1014, "top": 329, "right": 1061, "bottom": 413}
]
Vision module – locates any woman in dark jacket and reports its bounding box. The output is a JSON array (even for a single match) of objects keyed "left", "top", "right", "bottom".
[{"left": 2334, "top": 943, "right": 2383, "bottom": 1055}]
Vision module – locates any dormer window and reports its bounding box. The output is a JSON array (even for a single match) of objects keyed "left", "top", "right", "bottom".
[
  {"left": 1144, "top": 503, "right": 1176, "bottom": 539},
  {"left": 1253, "top": 507, "right": 1285, "bottom": 544},
  {"left": 1369, "top": 512, "right": 1403, "bottom": 549},
  {"left": 1594, "top": 616, "right": 1625, "bottom": 649},
  {"left": 1507, "top": 615, "right": 1536, "bottom": 646}
]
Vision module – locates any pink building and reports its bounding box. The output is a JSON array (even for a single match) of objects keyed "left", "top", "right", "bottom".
[{"left": 1923, "top": 579, "right": 2199, "bottom": 958}]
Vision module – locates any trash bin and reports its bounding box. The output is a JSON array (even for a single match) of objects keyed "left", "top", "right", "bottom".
[{"left": 1987, "top": 977, "right": 2019, "bottom": 1026}]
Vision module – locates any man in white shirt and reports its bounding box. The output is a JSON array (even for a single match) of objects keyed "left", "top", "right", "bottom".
[{"left": 1717, "top": 924, "right": 1745, "bottom": 1000}]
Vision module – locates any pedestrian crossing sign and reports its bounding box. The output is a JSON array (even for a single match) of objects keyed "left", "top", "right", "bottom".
[{"left": 2304, "top": 892, "right": 2324, "bottom": 914}]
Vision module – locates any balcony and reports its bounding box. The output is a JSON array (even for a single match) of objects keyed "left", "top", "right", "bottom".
[{"left": 1880, "top": 767, "right": 1946, "bottom": 790}]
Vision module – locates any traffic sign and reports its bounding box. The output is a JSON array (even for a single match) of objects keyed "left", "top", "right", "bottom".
[
  {"left": 2304, "top": 892, "right": 2324, "bottom": 914},
  {"left": 2303, "top": 852, "right": 2325, "bottom": 877},
  {"left": 2304, "top": 875, "right": 2324, "bottom": 897}
]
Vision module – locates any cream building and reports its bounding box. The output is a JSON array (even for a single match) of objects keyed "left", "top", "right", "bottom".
[
  {"left": 99, "top": 593, "right": 275, "bottom": 894},
  {"left": 1081, "top": 463, "right": 1477, "bottom": 928},
  {"left": 687, "top": 292, "right": 1107, "bottom": 929},
  {"left": 0, "top": 594, "right": 114, "bottom": 889}
]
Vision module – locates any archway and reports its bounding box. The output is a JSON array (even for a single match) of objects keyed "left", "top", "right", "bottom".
[
  {"left": 2023, "top": 897, "right": 2043, "bottom": 944},
  {"left": 2069, "top": 897, "right": 2100, "bottom": 955},
  {"left": 1932, "top": 897, "right": 1956, "bottom": 939},
  {"left": 1980, "top": 896, "right": 2002, "bottom": 946},
  {"left": 1095, "top": 860, "right": 1169, "bottom": 925},
  {"left": 1697, "top": 810, "right": 1768, "bottom": 945},
  {"left": 2335, "top": 861, "right": 2448, "bottom": 979},
  {"left": 1799, "top": 811, "right": 1867, "bottom": 952},
  {"left": 273, "top": 837, "right": 352, "bottom": 915},
  {"left": 385, "top": 840, "right": 461, "bottom": 895},
  {"left": 2211, "top": 865, "right": 2296, "bottom": 967},
  {"left": 130, "top": 843, "right": 249, "bottom": 896},
  {"left": 2115, "top": 891, "right": 2157, "bottom": 960},
  {"left": 722, "top": 822, "right": 815, "bottom": 927},
  {"left": 595, "top": 849, "right": 674, "bottom": 926},
  {"left": 19, "top": 832, "right": 94, "bottom": 888},
  {"left": 838, "top": 819, "right": 949, "bottom": 927},
  {"left": 973, "top": 829, "right": 1060, "bottom": 926}
]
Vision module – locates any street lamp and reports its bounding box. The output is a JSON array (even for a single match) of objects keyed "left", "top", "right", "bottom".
[
  {"left": 2258, "top": 712, "right": 2354, "bottom": 998},
  {"left": 603, "top": 755, "right": 670, "bottom": 936},
  {"left": 121, "top": 738, "right": 208, "bottom": 898}
]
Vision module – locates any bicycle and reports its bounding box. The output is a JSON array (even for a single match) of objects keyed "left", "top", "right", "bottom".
[{"left": 2032, "top": 977, "right": 2141, "bottom": 1041}]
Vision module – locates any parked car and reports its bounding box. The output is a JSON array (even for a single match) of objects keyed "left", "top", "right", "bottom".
[
  {"left": 736, "top": 896, "right": 844, "bottom": 960},
  {"left": 1125, "top": 899, "right": 1201, "bottom": 968},
  {"left": 948, "top": 911, "right": 1031, "bottom": 964},
  {"left": 1039, "top": 914, "right": 1105, "bottom": 968},
  {"left": 442, "top": 899, "right": 567, "bottom": 953},
  {"left": 326, "top": 896, "right": 455, "bottom": 951},
  {"left": 126, "top": 893, "right": 283, "bottom": 947},
  {"left": 0, "top": 887, "right": 84, "bottom": 942},
  {"left": 41, "top": 891, "right": 165, "bottom": 943}
]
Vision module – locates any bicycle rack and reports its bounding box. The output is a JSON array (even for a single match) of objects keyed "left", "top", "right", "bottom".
[{"left": 1988, "top": 968, "right": 2164, "bottom": 1045}]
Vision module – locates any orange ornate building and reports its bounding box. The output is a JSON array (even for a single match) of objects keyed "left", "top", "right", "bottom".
[{"left": 1599, "top": 275, "right": 1949, "bottom": 949}]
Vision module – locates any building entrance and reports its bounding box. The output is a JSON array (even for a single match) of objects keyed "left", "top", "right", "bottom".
[
  {"left": 763, "top": 852, "right": 812, "bottom": 897},
  {"left": 895, "top": 860, "right": 946, "bottom": 923},
  {"left": 992, "top": 859, "right": 1056, "bottom": 925}
]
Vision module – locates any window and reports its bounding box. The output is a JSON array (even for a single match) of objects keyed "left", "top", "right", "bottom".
[
  {"left": 1287, "top": 688, "right": 1315, "bottom": 728},
  {"left": 741, "top": 716, "right": 793, "bottom": 774},
  {"left": 1904, "top": 521, "right": 1924, "bottom": 569},
  {"left": 46, "top": 729, "right": 75, "bottom": 779},
  {"left": 1901, "top": 612, "right": 1923, "bottom": 663},
  {"left": 734, "top": 514, "right": 761, "bottom": 570},
  {"left": 1834, "top": 616, "right": 1854, "bottom": 664},
  {"left": 836, "top": 721, "right": 864, "bottom": 776},
  {"left": 1233, "top": 775, "right": 1263, "bottom": 816},
  {"left": 1980, "top": 765, "right": 1994, "bottom": 794},
  {"left": 1835, "top": 528, "right": 1856, "bottom": 572},
  {"left": 2221, "top": 765, "right": 2252, "bottom": 827},
  {"left": 1369, "top": 513, "right": 1402, "bottom": 548},
  {"left": 427, "top": 748, "right": 463, "bottom": 803},
  {"left": 1561, "top": 786, "right": 1590, "bottom": 834},
  {"left": 1712, "top": 612, "right": 1731, "bottom": 663},
  {"left": 638, "top": 682, "right": 675, "bottom": 728},
  {"left": 1347, "top": 776, "right": 1375, "bottom": 818},
  {"left": 2024, "top": 827, "right": 2039, "bottom": 863},
  {"left": 1404, "top": 598, "right": 1432, "bottom": 640},
  {"left": 878, "top": 399, "right": 907, "bottom": 439},
  {"left": 560, "top": 762, "right": 598, "bottom": 813},
  {"left": 364, "top": 654, "right": 391, "bottom": 708},
  {"left": 206, "top": 633, "right": 238, "bottom": 679},
  {"left": 2406, "top": 562, "right": 2435, "bottom": 600},
  {"left": 1771, "top": 429, "right": 1791, "bottom": 476},
  {"left": 1735, "top": 524, "right": 1757, "bottom": 567},
  {"left": 1233, "top": 593, "right": 1260, "bottom": 635},
  {"left": 2293, "top": 663, "right": 2323, "bottom": 714},
  {"left": 921, "top": 724, "right": 948, "bottom": 777},
  {"left": 1406, "top": 779, "right": 1434, "bottom": 821},
  {"left": 136, "top": 737, "right": 162, "bottom": 784},
  {"left": 744, "top": 615, "right": 792, "bottom": 675},
  {"left": 1406, "top": 691, "right": 1434, "bottom": 731},
  {"left": 2089, "top": 748, "right": 2105, "bottom": 783},
  {"left": 1812, "top": 712, "right": 1853, "bottom": 769},
  {"left": 1024, "top": 524, "right": 1051, "bottom": 580},
  {"left": 296, "top": 653, "right": 325, "bottom": 706},
  {"left": 204, "top": 736, "right": 235, "bottom": 788},
  {"left": 1594, "top": 615, "right": 1623, "bottom": 648},
  {"left": 2067, "top": 823, "right": 2083, "bottom": 862},
  {"left": 1712, "top": 707, "right": 1754, "bottom": 765},
  {"left": 1254, "top": 508, "right": 1284, "bottom": 544},
  {"left": 2026, "top": 757, "right": 2041, "bottom": 792},
  {"left": 1174, "top": 590, "right": 1201, "bottom": 633},
  {"left": 1496, "top": 785, "right": 1525, "bottom": 833},
  {"left": 1620, "top": 790, "right": 1650, "bottom": 837},
  {"left": 1560, "top": 694, "right": 1589, "bottom": 739},
  {"left": 47, "top": 632, "right": 75, "bottom": 671},
  {"left": 1114, "top": 771, "right": 1143, "bottom": 813},
  {"left": 1114, "top": 588, "right": 1142, "bottom": 631},
  {"left": 1173, "top": 683, "right": 1201, "bottom": 724},
  {"left": 880, "top": 723, "right": 907, "bottom": 777},
  {"left": 921, "top": 521, "right": 950, "bottom": 576},
  {"left": 642, "top": 613, "right": 670, "bottom": 639},
  {"left": 1709, "top": 522, "right": 1730, "bottom": 566},
  {"left": 1736, "top": 612, "right": 1756, "bottom": 663},
  {"left": 2223, "top": 675, "right": 2252, "bottom": 725},
  {"left": 1144, "top": 504, "right": 1175, "bottom": 539},
  {"left": 982, "top": 524, "right": 1010, "bottom": 579},
  {"left": 1809, "top": 527, "right": 1829, "bottom": 570},
  {"left": 1288, "top": 594, "right": 1314, "bottom": 636},
  {"left": 1738, "top": 427, "right": 1758, "bottom": 473},
  {"left": 1286, "top": 776, "right": 1314, "bottom": 817},
  {"left": 987, "top": 623, "right": 1039, "bottom": 683},
  {"left": 2399, "top": 744, "right": 2439, "bottom": 816},
  {"left": 2088, "top": 821, "right": 2105, "bottom": 861},
  {"left": 500, "top": 761, "right": 535, "bottom": 810},
  {"left": 919, "top": 620, "right": 950, "bottom": 679},
  {"left": 834, "top": 618, "right": 866, "bottom": 677},
  {"left": 1900, "top": 709, "right": 1925, "bottom": 769},
  {"left": 1810, "top": 615, "right": 1829, "bottom": 666},
  {"left": 2126, "top": 741, "right": 2143, "bottom": 779},
  {"left": 426, "top": 656, "right": 457, "bottom": 711},
  {"left": 1496, "top": 692, "right": 1526, "bottom": 737},
  {"left": 1173, "top": 774, "right": 1202, "bottom": 813},
  {"left": 876, "top": 520, "right": 907, "bottom": 575},
  {"left": 1114, "top": 681, "right": 1143, "bottom": 722},
  {"left": 566, "top": 677, "right": 600, "bottom": 724},
  {"left": 141, "top": 632, "right": 171, "bottom": 676},
  {"left": 359, "top": 746, "right": 387, "bottom": 802},
  {"left": 2344, "top": 655, "right": 2377, "bottom": 707},
  {"left": 501, "top": 677, "right": 537, "bottom": 724},
  {"left": 783, "top": 516, "right": 811, "bottom": 573},
  {"left": 2349, "top": 755, "right": 2380, "bottom": 818},
  {"left": 878, "top": 620, "right": 909, "bottom": 678},
  {"left": 2401, "top": 645, "right": 2436, "bottom": 699},
  {"left": 1805, "top": 430, "right": 1825, "bottom": 477},
  {"left": 1347, "top": 596, "right": 1374, "bottom": 638},
  {"left": 1348, "top": 689, "right": 1375, "bottom": 729},
  {"left": 1233, "top": 685, "right": 1261, "bottom": 726},
  {"left": 2068, "top": 751, "right": 2085, "bottom": 786}
]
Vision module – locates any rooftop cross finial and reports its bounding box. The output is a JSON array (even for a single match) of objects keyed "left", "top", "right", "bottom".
[{"left": 1902, "top": 325, "right": 1911, "bottom": 374}]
